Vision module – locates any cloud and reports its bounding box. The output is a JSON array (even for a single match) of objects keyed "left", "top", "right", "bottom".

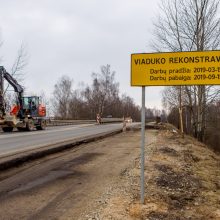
[{"left": 0, "top": 0, "right": 162, "bottom": 108}]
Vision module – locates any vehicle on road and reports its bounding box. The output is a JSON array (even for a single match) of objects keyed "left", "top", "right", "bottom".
[{"left": 0, "top": 66, "right": 46, "bottom": 132}]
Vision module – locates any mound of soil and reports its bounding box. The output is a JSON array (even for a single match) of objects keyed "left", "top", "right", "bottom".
[{"left": 85, "top": 128, "right": 220, "bottom": 219}]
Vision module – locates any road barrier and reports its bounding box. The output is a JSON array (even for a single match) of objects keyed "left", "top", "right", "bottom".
[{"left": 47, "top": 118, "right": 124, "bottom": 126}]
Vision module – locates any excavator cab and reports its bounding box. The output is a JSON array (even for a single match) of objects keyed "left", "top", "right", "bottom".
[
  {"left": 10, "top": 96, "right": 46, "bottom": 118},
  {"left": 21, "top": 96, "right": 46, "bottom": 117},
  {"left": 7, "top": 96, "right": 47, "bottom": 131}
]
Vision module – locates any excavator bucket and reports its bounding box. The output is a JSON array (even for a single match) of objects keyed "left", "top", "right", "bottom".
[{"left": 1, "top": 114, "right": 18, "bottom": 127}]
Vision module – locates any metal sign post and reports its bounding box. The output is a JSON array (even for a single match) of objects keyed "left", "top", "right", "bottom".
[{"left": 141, "top": 86, "right": 145, "bottom": 204}]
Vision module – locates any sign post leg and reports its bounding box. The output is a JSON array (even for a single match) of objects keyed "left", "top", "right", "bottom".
[{"left": 141, "top": 86, "right": 145, "bottom": 204}]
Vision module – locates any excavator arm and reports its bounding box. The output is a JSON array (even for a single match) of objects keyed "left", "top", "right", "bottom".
[
  {"left": 0, "top": 66, "right": 24, "bottom": 116},
  {"left": 0, "top": 67, "right": 4, "bottom": 117}
]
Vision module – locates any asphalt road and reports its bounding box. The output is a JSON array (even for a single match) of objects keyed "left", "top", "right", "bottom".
[
  {"left": 0, "top": 129, "right": 157, "bottom": 220},
  {"left": 0, "top": 123, "right": 137, "bottom": 157}
]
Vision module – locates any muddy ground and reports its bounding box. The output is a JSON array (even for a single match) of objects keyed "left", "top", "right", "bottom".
[{"left": 0, "top": 127, "right": 220, "bottom": 219}]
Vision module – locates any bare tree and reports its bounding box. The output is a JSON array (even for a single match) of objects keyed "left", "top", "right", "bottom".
[
  {"left": 3, "top": 42, "right": 28, "bottom": 111},
  {"left": 11, "top": 43, "right": 28, "bottom": 81},
  {"left": 205, "top": 100, "right": 220, "bottom": 150},
  {"left": 154, "top": 0, "right": 220, "bottom": 141},
  {"left": 52, "top": 75, "right": 73, "bottom": 119},
  {"left": 4, "top": 43, "right": 28, "bottom": 94},
  {"left": 84, "top": 64, "right": 119, "bottom": 117},
  {"left": 68, "top": 89, "right": 85, "bottom": 119},
  {"left": 51, "top": 67, "right": 141, "bottom": 121},
  {"left": 152, "top": 0, "right": 220, "bottom": 52}
]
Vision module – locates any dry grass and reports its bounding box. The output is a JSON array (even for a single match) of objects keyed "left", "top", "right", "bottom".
[
  {"left": 84, "top": 128, "right": 220, "bottom": 219},
  {"left": 137, "top": 129, "right": 220, "bottom": 219}
]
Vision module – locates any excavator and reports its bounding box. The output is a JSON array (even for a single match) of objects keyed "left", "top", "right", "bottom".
[{"left": 0, "top": 66, "right": 46, "bottom": 132}]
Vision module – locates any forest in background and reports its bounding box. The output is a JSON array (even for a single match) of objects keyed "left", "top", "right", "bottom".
[{"left": 51, "top": 64, "right": 142, "bottom": 121}]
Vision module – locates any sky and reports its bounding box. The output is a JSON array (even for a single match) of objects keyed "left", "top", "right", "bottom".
[{"left": 0, "top": 0, "right": 163, "bottom": 109}]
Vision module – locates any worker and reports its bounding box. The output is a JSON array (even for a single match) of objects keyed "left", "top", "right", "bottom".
[
  {"left": 96, "top": 113, "right": 101, "bottom": 124},
  {"left": 32, "top": 101, "right": 36, "bottom": 110}
]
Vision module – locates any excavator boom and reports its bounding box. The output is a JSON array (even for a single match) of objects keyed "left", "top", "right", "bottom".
[
  {"left": 0, "top": 67, "right": 5, "bottom": 117},
  {"left": 0, "top": 66, "right": 24, "bottom": 116}
]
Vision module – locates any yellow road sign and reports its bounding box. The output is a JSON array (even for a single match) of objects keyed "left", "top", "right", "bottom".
[{"left": 131, "top": 51, "right": 220, "bottom": 86}]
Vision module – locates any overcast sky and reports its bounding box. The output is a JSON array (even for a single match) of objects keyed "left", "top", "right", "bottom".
[{"left": 0, "top": 0, "right": 163, "bottom": 108}]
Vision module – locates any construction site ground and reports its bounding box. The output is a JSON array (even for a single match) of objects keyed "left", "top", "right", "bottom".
[{"left": 0, "top": 126, "right": 220, "bottom": 219}]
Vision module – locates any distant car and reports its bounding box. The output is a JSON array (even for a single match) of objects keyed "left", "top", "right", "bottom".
[{"left": 106, "top": 115, "right": 112, "bottom": 118}]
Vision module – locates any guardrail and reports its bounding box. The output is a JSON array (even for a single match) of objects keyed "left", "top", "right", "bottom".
[
  {"left": 100, "top": 118, "right": 124, "bottom": 123},
  {"left": 47, "top": 118, "right": 124, "bottom": 126}
]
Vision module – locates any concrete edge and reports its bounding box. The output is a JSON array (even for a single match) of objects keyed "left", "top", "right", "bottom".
[{"left": 0, "top": 128, "right": 123, "bottom": 171}]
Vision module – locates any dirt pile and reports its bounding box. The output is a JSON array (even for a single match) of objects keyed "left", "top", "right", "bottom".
[{"left": 86, "top": 129, "right": 220, "bottom": 220}]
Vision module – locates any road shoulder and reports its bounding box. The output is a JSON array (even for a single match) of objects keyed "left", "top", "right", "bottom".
[{"left": 84, "top": 128, "right": 220, "bottom": 219}]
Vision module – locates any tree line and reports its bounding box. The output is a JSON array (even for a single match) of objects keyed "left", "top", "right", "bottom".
[
  {"left": 153, "top": 0, "right": 220, "bottom": 150},
  {"left": 163, "top": 86, "right": 220, "bottom": 147},
  {"left": 51, "top": 64, "right": 141, "bottom": 121}
]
